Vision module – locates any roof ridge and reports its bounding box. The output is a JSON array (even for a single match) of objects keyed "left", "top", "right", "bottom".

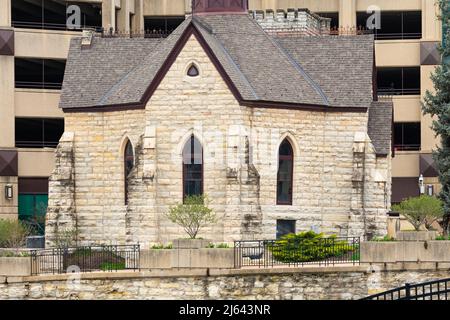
[
  {"left": 248, "top": 17, "right": 330, "bottom": 106},
  {"left": 192, "top": 18, "right": 259, "bottom": 100}
]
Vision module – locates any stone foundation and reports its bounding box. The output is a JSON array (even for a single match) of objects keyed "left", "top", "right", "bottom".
[{"left": 0, "top": 266, "right": 449, "bottom": 300}]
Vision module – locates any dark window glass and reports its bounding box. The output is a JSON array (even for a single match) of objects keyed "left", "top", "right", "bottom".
[
  {"left": 393, "top": 122, "right": 421, "bottom": 151},
  {"left": 18, "top": 194, "right": 48, "bottom": 236},
  {"left": 187, "top": 65, "right": 199, "bottom": 77},
  {"left": 15, "top": 58, "right": 66, "bottom": 89},
  {"left": 124, "top": 140, "right": 134, "bottom": 205},
  {"left": 144, "top": 16, "right": 184, "bottom": 37},
  {"left": 377, "top": 67, "right": 420, "bottom": 95},
  {"left": 183, "top": 135, "right": 203, "bottom": 199},
  {"left": 356, "top": 11, "right": 422, "bottom": 40},
  {"left": 15, "top": 118, "right": 64, "bottom": 148},
  {"left": 277, "top": 139, "right": 293, "bottom": 205},
  {"left": 276, "top": 220, "right": 296, "bottom": 239},
  {"left": 12, "top": 0, "right": 102, "bottom": 30}
]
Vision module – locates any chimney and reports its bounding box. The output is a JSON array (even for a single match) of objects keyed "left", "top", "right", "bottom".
[{"left": 81, "top": 28, "right": 95, "bottom": 49}]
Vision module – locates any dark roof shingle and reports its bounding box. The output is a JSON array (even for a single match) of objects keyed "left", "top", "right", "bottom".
[
  {"left": 59, "top": 14, "right": 375, "bottom": 112},
  {"left": 368, "top": 100, "right": 393, "bottom": 156}
]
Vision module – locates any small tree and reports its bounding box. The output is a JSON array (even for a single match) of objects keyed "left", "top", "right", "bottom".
[
  {"left": 392, "top": 196, "right": 444, "bottom": 231},
  {"left": 0, "top": 219, "right": 31, "bottom": 252},
  {"left": 166, "top": 195, "right": 216, "bottom": 239},
  {"left": 422, "top": 0, "right": 450, "bottom": 234}
]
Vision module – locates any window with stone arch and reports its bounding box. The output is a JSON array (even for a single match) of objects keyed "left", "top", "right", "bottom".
[
  {"left": 182, "top": 134, "right": 203, "bottom": 199},
  {"left": 124, "top": 139, "right": 134, "bottom": 205},
  {"left": 277, "top": 138, "right": 294, "bottom": 205}
]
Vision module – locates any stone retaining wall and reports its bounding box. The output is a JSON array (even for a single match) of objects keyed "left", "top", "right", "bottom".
[{"left": 0, "top": 265, "right": 449, "bottom": 300}]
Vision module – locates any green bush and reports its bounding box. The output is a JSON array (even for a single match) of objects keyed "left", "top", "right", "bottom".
[
  {"left": 0, "top": 250, "right": 30, "bottom": 257},
  {"left": 392, "top": 195, "right": 444, "bottom": 231},
  {"left": 151, "top": 243, "right": 173, "bottom": 249},
  {"left": 435, "top": 235, "right": 450, "bottom": 240},
  {"left": 100, "top": 262, "right": 126, "bottom": 271},
  {"left": 207, "top": 243, "right": 230, "bottom": 249},
  {"left": 269, "top": 231, "right": 357, "bottom": 263},
  {"left": 372, "top": 235, "right": 395, "bottom": 242},
  {"left": 0, "top": 219, "right": 31, "bottom": 249}
]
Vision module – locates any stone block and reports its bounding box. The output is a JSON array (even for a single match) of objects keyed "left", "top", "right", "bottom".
[
  {"left": 396, "top": 231, "right": 437, "bottom": 241},
  {"left": 0, "top": 257, "right": 31, "bottom": 277}
]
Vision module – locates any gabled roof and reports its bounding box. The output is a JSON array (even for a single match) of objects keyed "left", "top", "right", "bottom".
[{"left": 59, "top": 14, "right": 375, "bottom": 112}]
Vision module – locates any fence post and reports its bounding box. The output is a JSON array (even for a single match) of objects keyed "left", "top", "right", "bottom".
[
  {"left": 30, "top": 250, "right": 36, "bottom": 275},
  {"left": 405, "top": 283, "right": 411, "bottom": 299}
]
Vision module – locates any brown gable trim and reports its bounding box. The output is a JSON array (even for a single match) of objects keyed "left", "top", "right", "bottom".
[
  {"left": 62, "top": 21, "right": 368, "bottom": 114},
  {"left": 242, "top": 100, "right": 367, "bottom": 113}
]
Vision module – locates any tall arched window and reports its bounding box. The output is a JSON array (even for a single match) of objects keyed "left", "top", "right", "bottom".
[
  {"left": 182, "top": 134, "right": 203, "bottom": 199},
  {"left": 124, "top": 140, "right": 134, "bottom": 205},
  {"left": 277, "top": 139, "right": 293, "bottom": 205}
]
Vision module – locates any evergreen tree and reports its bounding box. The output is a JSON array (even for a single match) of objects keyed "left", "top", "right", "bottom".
[{"left": 422, "top": 0, "right": 450, "bottom": 234}]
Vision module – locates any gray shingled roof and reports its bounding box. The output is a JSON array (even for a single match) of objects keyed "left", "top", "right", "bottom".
[
  {"left": 275, "top": 35, "right": 375, "bottom": 108},
  {"left": 193, "top": 14, "right": 328, "bottom": 105},
  {"left": 368, "top": 100, "right": 393, "bottom": 156},
  {"left": 60, "top": 14, "right": 376, "bottom": 110},
  {"left": 60, "top": 36, "right": 163, "bottom": 109}
]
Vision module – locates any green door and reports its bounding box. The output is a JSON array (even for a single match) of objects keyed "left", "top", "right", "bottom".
[{"left": 18, "top": 194, "right": 48, "bottom": 235}]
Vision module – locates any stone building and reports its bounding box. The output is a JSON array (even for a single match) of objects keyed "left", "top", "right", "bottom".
[{"left": 45, "top": 2, "right": 392, "bottom": 248}]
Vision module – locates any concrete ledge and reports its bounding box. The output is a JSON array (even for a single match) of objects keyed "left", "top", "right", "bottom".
[
  {"left": 0, "top": 257, "right": 31, "bottom": 276},
  {"left": 140, "top": 248, "right": 235, "bottom": 269},
  {"left": 361, "top": 240, "right": 450, "bottom": 263},
  {"left": 397, "top": 231, "right": 437, "bottom": 241}
]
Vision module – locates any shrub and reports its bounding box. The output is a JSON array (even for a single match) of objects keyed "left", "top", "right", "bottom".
[
  {"left": 207, "top": 243, "right": 230, "bottom": 249},
  {"left": 0, "top": 250, "right": 30, "bottom": 257},
  {"left": 151, "top": 243, "right": 173, "bottom": 249},
  {"left": 435, "top": 235, "right": 450, "bottom": 241},
  {"left": 269, "top": 231, "right": 356, "bottom": 263},
  {"left": 54, "top": 228, "right": 78, "bottom": 248},
  {"left": 0, "top": 219, "right": 31, "bottom": 249},
  {"left": 165, "top": 195, "right": 217, "bottom": 239},
  {"left": 392, "top": 195, "right": 444, "bottom": 231},
  {"left": 372, "top": 235, "right": 395, "bottom": 242}
]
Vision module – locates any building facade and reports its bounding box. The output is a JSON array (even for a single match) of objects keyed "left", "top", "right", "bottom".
[
  {"left": 44, "top": 5, "right": 392, "bottom": 247},
  {"left": 0, "top": 0, "right": 442, "bottom": 237}
]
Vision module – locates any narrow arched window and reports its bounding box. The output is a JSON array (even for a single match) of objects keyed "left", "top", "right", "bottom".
[
  {"left": 182, "top": 135, "right": 203, "bottom": 199},
  {"left": 277, "top": 139, "right": 293, "bottom": 205},
  {"left": 124, "top": 140, "right": 134, "bottom": 205}
]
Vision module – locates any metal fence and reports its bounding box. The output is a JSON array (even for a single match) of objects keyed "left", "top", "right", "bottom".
[
  {"left": 234, "top": 237, "right": 360, "bottom": 268},
  {"left": 30, "top": 245, "right": 140, "bottom": 275},
  {"left": 362, "top": 278, "right": 450, "bottom": 300}
]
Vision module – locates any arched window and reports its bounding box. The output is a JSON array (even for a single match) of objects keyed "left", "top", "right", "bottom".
[
  {"left": 277, "top": 139, "right": 293, "bottom": 205},
  {"left": 182, "top": 134, "right": 203, "bottom": 199},
  {"left": 124, "top": 140, "right": 134, "bottom": 205}
]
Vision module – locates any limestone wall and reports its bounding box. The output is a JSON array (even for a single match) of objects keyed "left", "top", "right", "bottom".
[
  {"left": 0, "top": 267, "right": 449, "bottom": 300},
  {"left": 46, "top": 34, "right": 390, "bottom": 248}
]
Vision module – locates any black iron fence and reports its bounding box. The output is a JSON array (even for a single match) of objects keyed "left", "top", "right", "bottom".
[
  {"left": 362, "top": 278, "right": 450, "bottom": 300},
  {"left": 234, "top": 237, "right": 360, "bottom": 268},
  {"left": 30, "top": 245, "right": 140, "bottom": 275}
]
